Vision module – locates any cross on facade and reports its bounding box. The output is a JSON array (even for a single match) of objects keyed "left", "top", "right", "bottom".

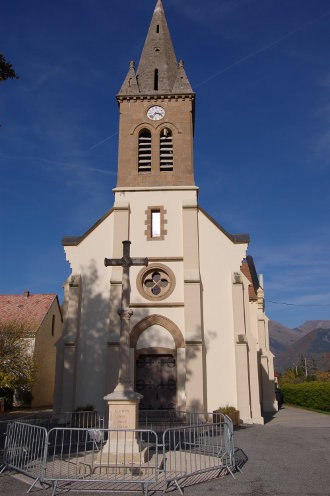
[{"left": 105, "top": 240, "right": 148, "bottom": 392}]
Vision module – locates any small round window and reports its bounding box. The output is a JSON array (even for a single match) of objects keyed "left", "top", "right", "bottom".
[{"left": 137, "top": 264, "right": 175, "bottom": 301}]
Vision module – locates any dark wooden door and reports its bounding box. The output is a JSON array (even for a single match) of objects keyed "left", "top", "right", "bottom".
[{"left": 136, "top": 354, "right": 176, "bottom": 410}]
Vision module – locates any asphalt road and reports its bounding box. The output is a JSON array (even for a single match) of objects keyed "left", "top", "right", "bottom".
[{"left": 0, "top": 405, "right": 329, "bottom": 496}]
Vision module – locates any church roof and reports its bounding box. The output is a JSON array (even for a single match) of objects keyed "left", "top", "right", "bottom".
[
  {"left": 62, "top": 207, "right": 114, "bottom": 246},
  {"left": 198, "top": 206, "right": 250, "bottom": 244},
  {"left": 241, "top": 256, "right": 260, "bottom": 301},
  {"left": 118, "top": 0, "right": 194, "bottom": 96},
  {"left": 0, "top": 292, "right": 60, "bottom": 332},
  {"left": 63, "top": 205, "right": 250, "bottom": 247}
]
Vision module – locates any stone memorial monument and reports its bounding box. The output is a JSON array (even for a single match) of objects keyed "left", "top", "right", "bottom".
[{"left": 102, "top": 240, "right": 148, "bottom": 461}]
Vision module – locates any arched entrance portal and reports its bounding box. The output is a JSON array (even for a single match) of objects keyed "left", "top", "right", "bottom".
[{"left": 130, "top": 315, "right": 185, "bottom": 410}]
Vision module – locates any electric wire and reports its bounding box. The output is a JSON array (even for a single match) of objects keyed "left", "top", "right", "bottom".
[{"left": 267, "top": 300, "right": 330, "bottom": 307}]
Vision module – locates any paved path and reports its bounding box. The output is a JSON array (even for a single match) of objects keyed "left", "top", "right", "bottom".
[{"left": 0, "top": 406, "right": 329, "bottom": 495}]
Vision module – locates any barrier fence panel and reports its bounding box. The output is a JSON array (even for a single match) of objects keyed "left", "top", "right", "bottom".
[
  {"left": 3, "top": 421, "right": 47, "bottom": 484},
  {"left": 10, "top": 411, "right": 104, "bottom": 431},
  {"left": 162, "top": 418, "right": 235, "bottom": 493},
  {"left": 138, "top": 410, "right": 213, "bottom": 431},
  {"left": 69, "top": 411, "right": 104, "bottom": 429},
  {"left": 44, "top": 428, "right": 159, "bottom": 495},
  {"left": 2, "top": 411, "right": 236, "bottom": 495},
  {"left": 224, "top": 415, "right": 235, "bottom": 472}
]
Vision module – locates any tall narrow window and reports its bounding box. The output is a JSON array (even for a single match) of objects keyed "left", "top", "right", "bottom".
[
  {"left": 138, "top": 129, "right": 152, "bottom": 172},
  {"left": 51, "top": 314, "right": 55, "bottom": 337},
  {"left": 154, "top": 69, "right": 158, "bottom": 90},
  {"left": 145, "top": 206, "right": 167, "bottom": 241},
  {"left": 156, "top": 24, "right": 159, "bottom": 33},
  {"left": 151, "top": 210, "right": 161, "bottom": 238},
  {"left": 160, "top": 128, "right": 173, "bottom": 171}
]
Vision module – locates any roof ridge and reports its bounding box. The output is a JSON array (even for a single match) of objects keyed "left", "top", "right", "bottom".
[{"left": 0, "top": 293, "right": 57, "bottom": 297}]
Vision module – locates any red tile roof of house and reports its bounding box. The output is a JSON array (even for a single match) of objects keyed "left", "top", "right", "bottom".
[{"left": 0, "top": 292, "right": 57, "bottom": 332}]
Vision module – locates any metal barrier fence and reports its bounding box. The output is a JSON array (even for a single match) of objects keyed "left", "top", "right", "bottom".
[
  {"left": 1, "top": 411, "right": 236, "bottom": 495},
  {"left": 162, "top": 418, "right": 234, "bottom": 494},
  {"left": 139, "top": 410, "right": 210, "bottom": 432},
  {"left": 10, "top": 410, "right": 104, "bottom": 430},
  {"left": 45, "top": 427, "right": 158, "bottom": 496},
  {"left": 3, "top": 421, "right": 47, "bottom": 486}
]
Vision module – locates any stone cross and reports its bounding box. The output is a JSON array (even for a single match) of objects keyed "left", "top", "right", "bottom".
[{"left": 105, "top": 240, "right": 148, "bottom": 393}]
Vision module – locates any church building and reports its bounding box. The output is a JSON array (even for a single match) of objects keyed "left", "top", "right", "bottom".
[{"left": 54, "top": 0, "right": 276, "bottom": 424}]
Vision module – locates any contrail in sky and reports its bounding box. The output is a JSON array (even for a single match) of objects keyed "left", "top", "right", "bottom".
[
  {"left": 88, "top": 9, "right": 330, "bottom": 149},
  {"left": 194, "top": 8, "right": 330, "bottom": 89},
  {"left": 0, "top": 154, "right": 116, "bottom": 176},
  {"left": 89, "top": 132, "right": 119, "bottom": 151}
]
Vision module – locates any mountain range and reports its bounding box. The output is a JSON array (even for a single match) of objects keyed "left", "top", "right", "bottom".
[{"left": 268, "top": 320, "right": 330, "bottom": 372}]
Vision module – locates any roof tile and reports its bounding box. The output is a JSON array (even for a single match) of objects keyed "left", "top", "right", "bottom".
[{"left": 0, "top": 293, "right": 57, "bottom": 332}]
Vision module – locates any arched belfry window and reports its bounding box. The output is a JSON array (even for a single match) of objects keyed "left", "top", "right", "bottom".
[
  {"left": 160, "top": 128, "right": 173, "bottom": 171},
  {"left": 138, "top": 129, "right": 152, "bottom": 172}
]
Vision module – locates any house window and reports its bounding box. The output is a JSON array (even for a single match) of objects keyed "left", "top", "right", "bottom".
[
  {"left": 51, "top": 315, "right": 55, "bottom": 337},
  {"left": 160, "top": 128, "right": 173, "bottom": 171},
  {"left": 145, "top": 206, "right": 167, "bottom": 241},
  {"left": 138, "top": 129, "right": 152, "bottom": 172}
]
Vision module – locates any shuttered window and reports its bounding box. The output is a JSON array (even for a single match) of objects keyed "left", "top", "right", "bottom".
[
  {"left": 160, "top": 128, "right": 173, "bottom": 171},
  {"left": 138, "top": 129, "right": 152, "bottom": 172}
]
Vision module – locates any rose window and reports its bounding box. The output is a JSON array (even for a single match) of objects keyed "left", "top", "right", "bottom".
[
  {"left": 137, "top": 264, "right": 175, "bottom": 301},
  {"left": 144, "top": 271, "right": 169, "bottom": 296}
]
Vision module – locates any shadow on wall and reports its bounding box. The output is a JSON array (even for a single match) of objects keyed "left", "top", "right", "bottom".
[
  {"left": 56, "top": 261, "right": 218, "bottom": 414},
  {"left": 257, "top": 350, "right": 277, "bottom": 423}
]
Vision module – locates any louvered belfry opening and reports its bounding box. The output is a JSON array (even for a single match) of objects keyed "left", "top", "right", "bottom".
[
  {"left": 138, "top": 129, "right": 152, "bottom": 172},
  {"left": 160, "top": 128, "right": 173, "bottom": 171}
]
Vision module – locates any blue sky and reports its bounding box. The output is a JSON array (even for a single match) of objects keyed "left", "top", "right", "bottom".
[{"left": 1, "top": 0, "right": 329, "bottom": 328}]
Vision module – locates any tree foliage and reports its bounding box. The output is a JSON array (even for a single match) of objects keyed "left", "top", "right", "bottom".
[
  {"left": 0, "top": 53, "right": 19, "bottom": 82},
  {"left": 278, "top": 354, "right": 326, "bottom": 387},
  {"left": 0, "top": 321, "right": 35, "bottom": 391},
  {"left": 281, "top": 382, "right": 330, "bottom": 412}
]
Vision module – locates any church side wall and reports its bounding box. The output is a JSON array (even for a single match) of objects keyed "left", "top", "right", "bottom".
[
  {"left": 198, "top": 210, "right": 247, "bottom": 412},
  {"left": 64, "top": 214, "right": 115, "bottom": 412},
  {"left": 243, "top": 286, "right": 264, "bottom": 423}
]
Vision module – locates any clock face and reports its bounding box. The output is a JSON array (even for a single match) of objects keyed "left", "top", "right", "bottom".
[{"left": 147, "top": 106, "right": 165, "bottom": 121}]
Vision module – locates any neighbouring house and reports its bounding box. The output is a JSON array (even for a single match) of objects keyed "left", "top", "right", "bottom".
[{"left": 0, "top": 290, "right": 62, "bottom": 408}]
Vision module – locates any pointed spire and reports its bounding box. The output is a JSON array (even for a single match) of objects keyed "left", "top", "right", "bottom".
[
  {"left": 118, "top": 61, "right": 139, "bottom": 95},
  {"left": 118, "top": 0, "right": 194, "bottom": 96},
  {"left": 136, "top": 0, "right": 182, "bottom": 94}
]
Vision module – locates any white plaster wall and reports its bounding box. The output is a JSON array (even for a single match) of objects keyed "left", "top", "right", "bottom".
[
  {"left": 62, "top": 190, "right": 251, "bottom": 414},
  {"left": 65, "top": 213, "right": 114, "bottom": 280},
  {"left": 136, "top": 325, "right": 176, "bottom": 349},
  {"left": 64, "top": 213, "right": 114, "bottom": 411},
  {"left": 115, "top": 189, "right": 197, "bottom": 260},
  {"left": 198, "top": 210, "right": 248, "bottom": 412},
  {"left": 62, "top": 191, "right": 190, "bottom": 411}
]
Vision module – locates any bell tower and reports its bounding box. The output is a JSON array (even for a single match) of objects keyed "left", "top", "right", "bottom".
[{"left": 116, "top": 0, "right": 195, "bottom": 189}]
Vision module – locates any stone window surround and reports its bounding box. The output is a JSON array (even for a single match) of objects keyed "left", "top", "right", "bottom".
[
  {"left": 145, "top": 205, "right": 167, "bottom": 241},
  {"left": 136, "top": 263, "right": 176, "bottom": 302}
]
